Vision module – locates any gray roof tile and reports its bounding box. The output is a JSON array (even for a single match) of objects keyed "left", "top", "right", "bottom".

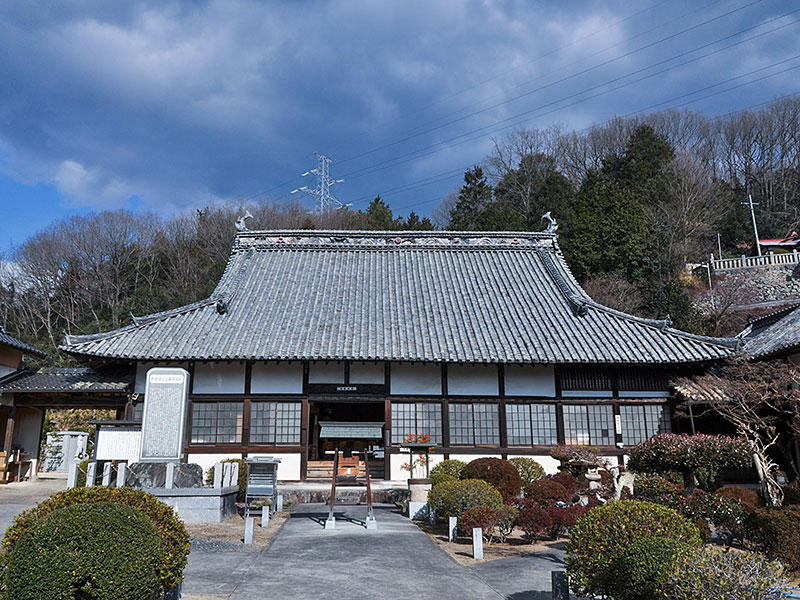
[
  {"left": 60, "top": 230, "right": 738, "bottom": 364},
  {"left": 740, "top": 302, "right": 800, "bottom": 359},
  {"left": 0, "top": 328, "right": 46, "bottom": 358},
  {"left": 0, "top": 368, "right": 132, "bottom": 393}
]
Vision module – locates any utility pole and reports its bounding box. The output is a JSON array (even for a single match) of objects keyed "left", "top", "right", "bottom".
[
  {"left": 742, "top": 194, "right": 762, "bottom": 256},
  {"left": 717, "top": 232, "right": 722, "bottom": 259},
  {"left": 291, "top": 153, "right": 349, "bottom": 213}
]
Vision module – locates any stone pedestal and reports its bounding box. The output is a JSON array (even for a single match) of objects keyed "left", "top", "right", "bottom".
[
  {"left": 408, "top": 478, "right": 432, "bottom": 521},
  {"left": 126, "top": 462, "right": 203, "bottom": 489},
  {"left": 143, "top": 486, "right": 238, "bottom": 523}
]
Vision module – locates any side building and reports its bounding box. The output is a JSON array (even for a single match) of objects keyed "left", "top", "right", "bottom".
[{"left": 60, "top": 229, "right": 738, "bottom": 480}]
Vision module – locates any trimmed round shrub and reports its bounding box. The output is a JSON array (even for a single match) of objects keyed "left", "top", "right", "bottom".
[
  {"left": 2, "top": 486, "right": 189, "bottom": 589},
  {"left": 4, "top": 502, "right": 164, "bottom": 600},
  {"left": 524, "top": 479, "right": 570, "bottom": 505},
  {"left": 634, "top": 473, "right": 682, "bottom": 499},
  {"left": 663, "top": 547, "right": 787, "bottom": 600},
  {"left": 428, "top": 479, "right": 503, "bottom": 519},
  {"left": 518, "top": 506, "right": 553, "bottom": 542},
  {"left": 462, "top": 458, "right": 522, "bottom": 499},
  {"left": 430, "top": 459, "right": 466, "bottom": 481},
  {"left": 430, "top": 472, "right": 458, "bottom": 486},
  {"left": 614, "top": 537, "right": 692, "bottom": 600},
  {"left": 546, "top": 471, "right": 579, "bottom": 495},
  {"left": 508, "top": 457, "right": 545, "bottom": 488},
  {"left": 461, "top": 506, "right": 498, "bottom": 538},
  {"left": 566, "top": 500, "right": 701, "bottom": 598},
  {"left": 714, "top": 486, "right": 763, "bottom": 508},
  {"left": 747, "top": 506, "right": 800, "bottom": 572},
  {"left": 206, "top": 458, "right": 247, "bottom": 501}
]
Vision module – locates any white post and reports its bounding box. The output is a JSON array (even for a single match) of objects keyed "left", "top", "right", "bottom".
[
  {"left": 116, "top": 463, "right": 127, "bottom": 488},
  {"left": 102, "top": 462, "right": 112, "bottom": 486},
  {"left": 213, "top": 462, "right": 223, "bottom": 489},
  {"left": 231, "top": 461, "right": 239, "bottom": 487},
  {"left": 261, "top": 505, "right": 269, "bottom": 528},
  {"left": 276, "top": 494, "right": 284, "bottom": 512},
  {"left": 472, "top": 527, "right": 484, "bottom": 560},
  {"left": 66, "top": 459, "right": 79, "bottom": 489},
  {"left": 244, "top": 516, "right": 255, "bottom": 545},
  {"left": 85, "top": 462, "right": 97, "bottom": 487},
  {"left": 165, "top": 463, "right": 175, "bottom": 489},
  {"left": 449, "top": 516, "right": 457, "bottom": 542}
]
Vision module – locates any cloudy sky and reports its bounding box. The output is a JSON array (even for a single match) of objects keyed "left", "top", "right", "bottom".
[{"left": 1, "top": 0, "right": 798, "bottom": 250}]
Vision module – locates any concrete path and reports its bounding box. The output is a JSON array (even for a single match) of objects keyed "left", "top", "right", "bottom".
[
  {"left": 183, "top": 503, "right": 567, "bottom": 600},
  {"left": 0, "top": 474, "right": 66, "bottom": 536}
]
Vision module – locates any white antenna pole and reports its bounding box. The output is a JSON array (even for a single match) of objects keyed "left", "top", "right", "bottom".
[
  {"left": 291, "top": 153, "right": 348, "bottom": 213},
  {"left": 743, "top": 194, "right": 762, "bottom": 257},
  {"left": 717, "top": 232, "right": 722, "bottom": 259}
]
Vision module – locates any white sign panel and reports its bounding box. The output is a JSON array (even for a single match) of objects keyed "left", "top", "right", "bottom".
[{"left": 140, "top": 367, "right": 190, "bottom": 462}]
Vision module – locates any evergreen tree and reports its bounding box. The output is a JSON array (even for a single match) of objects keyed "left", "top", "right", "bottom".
[
  {"left": 449, "top": 166, "right": 493, "bottom": 230},
  {"left": 365, "top": 196, "right": 395, "bottom": 230}
]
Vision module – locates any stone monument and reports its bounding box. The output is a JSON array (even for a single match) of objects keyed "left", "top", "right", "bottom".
[{"left": 140, "top": 367, "right": 190, "bottom": 462}]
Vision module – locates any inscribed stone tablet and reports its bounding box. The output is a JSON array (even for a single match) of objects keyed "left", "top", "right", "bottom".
[{"left": 140, "top": 367, "right": 190, "bottom": 462}]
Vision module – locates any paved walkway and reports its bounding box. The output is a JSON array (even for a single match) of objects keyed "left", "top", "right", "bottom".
[
  {"left": 0, "top": 474, "right": 66, "bottom": 536},
  {"left": 183, "top": 504, "right": 567, "bottom": 600}
]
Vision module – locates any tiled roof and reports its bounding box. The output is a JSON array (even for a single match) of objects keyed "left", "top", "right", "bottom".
[
  {"left": 0, "top": 368, "right": 132, "bottom": 393},
  {"left": 60, "top": 230, "right": 738, "bottom": 364},
  {"left": 0, "top": 328, "right": 46, "bottom": 358},
  {"left": 739, "top": 302, "right": 800, "bottom": 359}
]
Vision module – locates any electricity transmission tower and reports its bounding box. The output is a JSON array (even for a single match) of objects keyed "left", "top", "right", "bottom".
[{"left": 291, "top": 153, "right": 349, "bottom": 213}]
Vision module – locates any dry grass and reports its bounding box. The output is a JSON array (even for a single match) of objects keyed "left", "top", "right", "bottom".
[
  {"left": 417, "top": 521, "right": 566, "bottom": 565},
  {"left": 185, "top": 510, "right": 289, "bottom": 548}
]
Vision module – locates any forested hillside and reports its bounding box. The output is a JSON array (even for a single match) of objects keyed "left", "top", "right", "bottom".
[{"left": 2, "top": 97, "right": 799, "bottom": 363}]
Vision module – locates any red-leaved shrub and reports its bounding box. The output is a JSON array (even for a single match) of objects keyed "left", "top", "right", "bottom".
[
  {"left": 461, "top": 506, "right": 498, "bottom": 536},
  {"left": 524, "top": 479, "right": 571, "bottom": 505},
  {"left": 461, "top": 458, "right": 522, "bottom": 500},
  {"left": 714, "top": 486, "right": 763, "bottom": 508},
  {"left": 546, "top": 472, "right": 579, "bottom": 495},
  {"left": 545, "top": 505, "right": 588, "bottom": 537},
  {"left": 518, "top": 506, "right": 553, "bottom": 542}
]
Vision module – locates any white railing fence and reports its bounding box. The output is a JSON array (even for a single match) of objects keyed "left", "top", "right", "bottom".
[{"left": 710, "top": 250, "right": 800, "bottom": 271}]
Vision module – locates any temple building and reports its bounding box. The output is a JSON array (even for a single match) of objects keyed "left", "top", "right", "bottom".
[{"left": 56, "top": 228, "right": 739, "bottom": 481}]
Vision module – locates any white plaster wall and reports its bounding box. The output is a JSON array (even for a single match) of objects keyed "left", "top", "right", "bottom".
[
  {"left": 506, "top": 454, "right": 561, "bottom": 475},
  {"left": 388, "top": 451, "right": 445, "bottom": 481},
  {"left": 504, "top": 365, "right": 556, "bottom": 397},
  {"left": 95, "top": 428, "right": 142, "bottom": 462},
  {"left": 135, "top": 362, "right": 189, "bottom": 394},
  {"left": 247, "top": 452, "right": 302, "bottom": 481},
  {"left": 187, "top": 453, "right": 242, "bottom": 477},
  {"left": 447, "top": 364, "right": 499, "bottom": 396},
  {"left": 350, "top": 361, "right": 385, "bottom": 384},
  {"left": 251, "top": 362, "right": 303, "bottom": 394},
  {"left": 308, "top": 361, "right": 345, "bottom": 384},
  {"left": 390, "top": 363, "right": 441, "bottom": 395},
  {"left": 14, "top": 409, "right": 42, "bottom": 457},
  {"left": 193, "top": 362, "right": 246, "bottom": 394},
  {"left": 447, "top": 454, "right": 502, "bottom": 468}
]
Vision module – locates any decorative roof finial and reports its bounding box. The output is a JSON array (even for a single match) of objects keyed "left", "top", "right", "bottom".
[
  {"left": 541, "top": 211, "right": 558, "bottom": 234},
  {"left": 235, "top": 210, "right": 253, "bottom": 232}
]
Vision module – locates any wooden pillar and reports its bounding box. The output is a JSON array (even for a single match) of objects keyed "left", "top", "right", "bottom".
[
  {"left": 300, "top": 398, "right": 310, "bottom": 480},
  {"left": 3, "top": 402, "right": 15, "bottom": 454}
]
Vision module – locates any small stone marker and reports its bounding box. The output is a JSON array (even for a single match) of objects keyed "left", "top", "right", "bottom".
[
  {"left": 366, "top": 514, "right": 377, "bottom": 530},
  {"left": 276, "top": 494, "right": 284, "bottom": 512},
  {"left": 472, "top": 527, "right": 483, "bottom": 560},
  {"left": 231, "top": 461, "right": 239, "bottom": 487},
  {"left": 165, "top": 463, "right": 175, "bottom": 489},
  {"left": 261, "top": 505, "right": 269, "bottom": 528},
  {"left": 244, "top": 516, "right": 255, "bottom": 545},
  {"left": 551, "top": 571, "right": 569, "bottom": 600},
  {"left": 116, "top": 463, "right": 127, "bottom": 488},
  {"left": 213, "top": 462, "right": 223, "bottom": 489},
  {"left": 85, "top": 462, "right": 96, "bottom": 487},
  {"left": 102, "top": 462, "right": 112, "bottom": 486},
  {"left": 324, "top": 516, "right": 335, "bottom": 530},
  {"left": 448, "top": 516, "right": 457, "bottom": 542},
  {"left": 66, "top": 459, "right": 79, "bottom": 489}
]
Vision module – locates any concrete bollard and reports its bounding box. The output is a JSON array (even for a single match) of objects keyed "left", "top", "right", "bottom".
[
  {"left": 261, "top": 505, "right": 269, "bottom": 528},
  {"left": 102, "top": 462, "right": 112, "bottom": 486},
  {"left": 449, "top": 516, "right": 457, "bottom": 542},
  {"left": 551, "top": 571, "right": 569, "bottom": 600},
  {"left": 213, "top": 462, "right": 223, "bottom": 489},
  {"left": 66, "top": 460, "right": 79, "bottom": 489},
  {"left": 472, "top": 527, "right": 484, "bottom": 560},
  {"left": 244, "top": 516, "right": 255, "bottom": 545},
  {"left": 276, "top": 494, "right": 284, "bottom": 512},
  {"left": 165, "top": 463, "right": 175, "bottom": 489},
  {"left": 85, "top": 462, "right": 97, "bottom": 487},
  {"left": 116, "top": 463, "right": 127, "bottom": 488},
  {"left": 230, "top": 461, "right": 239, "bottom": 487}
]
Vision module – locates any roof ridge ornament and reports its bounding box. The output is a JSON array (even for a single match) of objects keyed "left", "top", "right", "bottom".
[
  {"left": 235, "top": 210, "right": 253, "bottom": 232},
  {"left": 542, "top": 211, "right": 558, "bottom": 234}
]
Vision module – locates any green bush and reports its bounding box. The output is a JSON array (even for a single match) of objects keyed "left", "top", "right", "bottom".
[
  {"left": 4, "top": 502, "right": 164, "bottom": 600},
  {"left": 205, "top": 458, "right": 247, "bottom": 501},
  {"left": 634, "top": 474, "right": 682, "bottom": 499},
  {"left": 461, "top": 458, "right": 521, "bottom": 499},
  {"left": 663, "top": 547, "right": 787, "bottom": 600},
  {"left": 2, "top": 486, "right": 190, "bottom": 590},
  {"left": 508, "top": 457, "right": 545, "bottom": 488},
  {"left": 430, "top": 459, "right": 466, "bottom": 481},
  {"left": 428, "top": 479, "right": 503, "bottom": 519},
  {"left": 747, "top": 506, "right": 800, "bottom": 573},
  {"left": 430, "top": 472, "right": 458, "bottom": 486},
  {"left": 566, "top": 500, "right": 701, "bottom": 598},
  {"left": 614, "top": 537, "right": 692, "bottom": 600}
]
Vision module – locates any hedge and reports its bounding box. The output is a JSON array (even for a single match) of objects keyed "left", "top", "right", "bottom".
[
  {"left": 428, "top": 479, "right": 502, "bottom": 519},
  {"left": 566, "top": 500, "right": 701, "bottom": 598},
  {"left": 1, "top": 486, "right": 190, "bottom": 590},
  {"left": 3, "top": 502, "right": 163, "bottom": 600},
  {"left": 461, "top": 458, "right": 521, "bottom": 499}
]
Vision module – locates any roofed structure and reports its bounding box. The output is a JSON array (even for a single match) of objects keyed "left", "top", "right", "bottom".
[
  {"left": 60, "top": 230, "right": 737, "bottom": 365},
  {"left": 739, "top": 302, "right": 800, "bottom": 359},
  {"left": 0, "top": 368, "right": 132, "bottom": 394},
  {"left": 0, "top": 328, "right": 45, "bottom": 358}
]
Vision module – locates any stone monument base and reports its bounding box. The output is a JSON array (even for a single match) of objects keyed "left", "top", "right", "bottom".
[
  {"left": 125, "top": 462, "right": 203, "bottom": 488},
  {"left": 142, "top": 486, "right": 238, "bottom": 523}
]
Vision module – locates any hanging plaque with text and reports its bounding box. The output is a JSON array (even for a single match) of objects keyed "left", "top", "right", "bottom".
[{"left": 140, "top": 367, "right": 190, "bottom": 462}]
